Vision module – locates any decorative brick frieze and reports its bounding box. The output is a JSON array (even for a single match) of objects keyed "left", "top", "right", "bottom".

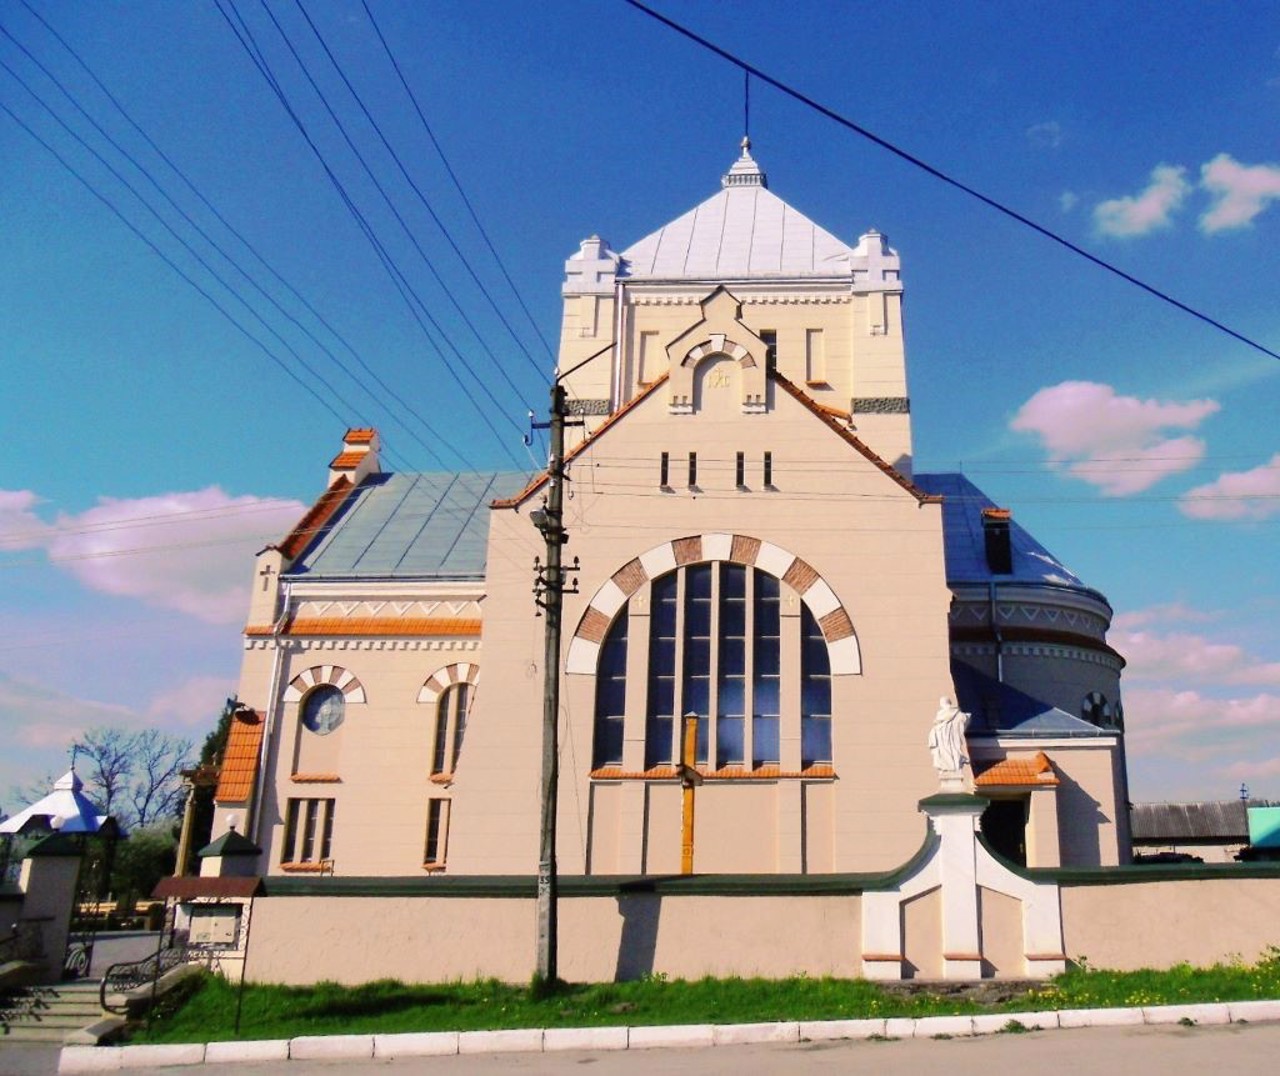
[
  {"left": 565, "top": 398, "right": 611, "bottom": 416},
  {"left": 852, "top": 397, "right": 910, "bottom": 414},
  {"left": 783, "top": 558, "right": 819, "bottom": 594},
  {"left": 672, "top": 536, "right": 702, "bottom": 565},
  {"left": 729, "top": 534, "right": 761, "bottom": 565},
  {"left": 611, "top": 558, "right": 648, "bottom": 597}
]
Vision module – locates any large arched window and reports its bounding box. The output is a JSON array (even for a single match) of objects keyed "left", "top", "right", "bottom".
[{"left": 593, "top": 562, "right": 836, "bottom": 773}]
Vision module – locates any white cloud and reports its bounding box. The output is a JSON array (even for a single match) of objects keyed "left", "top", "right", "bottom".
[
  {"left": 1199, "top": 153, "right": 1280, "bottom": 232},
  {"left": 1010, "top": 381, "right": 1219, "bottom": 494},
  {"left": 0, "top": 487, "right": 305, "bottom": 625},
  {"left": 1093, "top": 164, "right": 1190, "bottom": 237},
  {"left": 1027, "top": 121, "right": 1063, "bottom": 148},
  {"left": 0, "top": 490, "right": 52, "bottom": 551},
  {"left": 1058, "top": 191, "right": 1079, "bottom": 213},
  {"left": 147, "top": 674, "right": 238, "bottom": 728},
  {"left": 1113, "top": 627, "right": 1280, "bottom": 687},
  {"left": 1179, "top": 453, "right": 1280, "bottom": 521}
]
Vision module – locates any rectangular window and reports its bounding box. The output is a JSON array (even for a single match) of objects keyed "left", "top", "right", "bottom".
[
  {"left": 752, "top": 572, "right": 781, "bottom": 766},
  {"left": 424, "top": 799, "right": 449, "bottom": 867},
  {"left": 735, "top": 451, "right": 745, "bottom": 489},
  {"left": 760, "top": 330, "right": 777, "bottom": 372},
  {"left": 638, "top": 330, "right": 661, "bottom": 384},
  {"left": 645, "top": 574, "right": 678, "bottom": 768},
  {"left": 592, "top": 610, "right": 628, "bottom": 767},
  {"left": 805, "top": 328, "right": 826, "bottom": 383},
  {"left": 688, "top": 451, "right": 698, "bottom": 489},
  {"left": 282, "top": 798, "right": 334, "bottom": 865},
  {"left": 660, "top": 451, "right": 670, "bottom": 488},
  {"left": 763, "top": 451, "right": 773, "bottom": 488}
]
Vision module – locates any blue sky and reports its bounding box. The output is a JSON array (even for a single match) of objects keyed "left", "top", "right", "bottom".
[{"left": 1, "top": 1, "right": 1278, "bottom": 808}]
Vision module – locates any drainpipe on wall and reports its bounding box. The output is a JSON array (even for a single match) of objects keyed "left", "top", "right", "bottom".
[
  {"left": 249, "top": 580, "right": 291, "bottom": 847},
  {"left": 989, "top": 580, "right": 1004, "bottom": 683}
]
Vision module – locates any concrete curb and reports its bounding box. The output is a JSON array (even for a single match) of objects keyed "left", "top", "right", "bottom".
[{"left": 55, "top": 1000, "right": 1280, "bottom": 1072}]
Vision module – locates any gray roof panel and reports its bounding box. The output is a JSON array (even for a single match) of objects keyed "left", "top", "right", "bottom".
[{"left": 286, "top": 471, "right": 531, "bottom": 580}]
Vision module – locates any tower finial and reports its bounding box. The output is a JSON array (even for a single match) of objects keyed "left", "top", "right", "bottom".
[{"left": 741, "top": 134, "right": 751, "bottom": 155}]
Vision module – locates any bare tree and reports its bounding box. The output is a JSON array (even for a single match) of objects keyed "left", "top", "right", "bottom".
[
  {"left": 129, "top": 729, "right": 191, "bottom": 827},
  {"left": 72, "top": 727, "right": 193, "bottom": 831}
]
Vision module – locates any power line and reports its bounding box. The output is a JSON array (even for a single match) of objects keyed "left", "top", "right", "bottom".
[
  {"left": 622, "top": 0, "right": 1280, "bottom": 366},
  {"left": 358, "top": 0, "right": 556, "bottom": 368},
  {"left": 289, "top": 0, "right": 542, "bottom": 409},
  {"left": 216, "top": 0, "right": 525, "bottom": 464},
  {"left": 1, "top": 12, "right": 455, "bottom": 472}
]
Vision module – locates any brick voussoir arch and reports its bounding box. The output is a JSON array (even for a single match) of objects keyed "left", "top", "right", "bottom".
[
  {"left": 282, "top": 664, "right": 367, "bottom": 703},
  {"left": 566, "top": 533, "right": 861, "bottom": 676},
  {"left": 417, "top": 662, "right": 479, "bottom": 704}
]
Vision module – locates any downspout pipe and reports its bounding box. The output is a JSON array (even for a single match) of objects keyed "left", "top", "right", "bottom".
[
  {"left": 249, "top": 579, "right": 291, "bottom": 847},
  {"left": 989, "top": 580, "right": 1004, "bottom": 683}
]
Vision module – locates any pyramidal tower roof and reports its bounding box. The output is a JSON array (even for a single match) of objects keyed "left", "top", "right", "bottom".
[{"left": 619, "top": 139, "right": 862, "bottom": 281}]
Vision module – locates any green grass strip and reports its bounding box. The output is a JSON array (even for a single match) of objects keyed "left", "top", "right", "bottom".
[{"left": 131, "top": 947, "right": 1280, "bottom": 1045}]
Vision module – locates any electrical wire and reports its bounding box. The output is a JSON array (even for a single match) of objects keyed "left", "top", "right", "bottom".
[{"left": 622, "top": 0, "right": 1280, "bottom": 366}]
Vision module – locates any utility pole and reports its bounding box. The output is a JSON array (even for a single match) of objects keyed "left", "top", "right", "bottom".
[{"left": 530, "top": 382, "right": 580, "bottom": 988}]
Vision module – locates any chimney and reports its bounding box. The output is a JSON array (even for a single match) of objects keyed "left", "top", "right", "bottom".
[
  {"left": 981, "top": 507, "right": 1013, "bottom": 575},
  {"left": 328, "top": 428, "right": 381, "bottom": 489}
]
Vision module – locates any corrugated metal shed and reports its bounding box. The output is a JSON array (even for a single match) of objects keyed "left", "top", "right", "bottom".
[
  {"left": 1130, "top": 801, "right": 1249, "bottom": 842},
  {"left": 914, "top": 472, "right": 1086, "bottom": 588},
  {"left": 286, "top": 471, "right": 531, "bottom": 579}
]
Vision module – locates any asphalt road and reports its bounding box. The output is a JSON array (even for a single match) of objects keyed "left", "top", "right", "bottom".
[{"left": 5, "top": 1021, "right": 1280, "bottom": 1076}]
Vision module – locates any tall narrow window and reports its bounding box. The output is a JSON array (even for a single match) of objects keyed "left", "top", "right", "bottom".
[
  {"left": 432, "top": 683, "right": 470, "bottom": 776},
  {"left": 645, "top": 574, "right": 677, "bottom": 767},
  {"left": 717, "top": 564, "right": 746, "bottom": 766},
  {"left": 592, "top": 610, "right": 628, "bottom": 767},
  {"left": 423, "top": 799, "right": 449, "bottom": 868},
  {"left": 805, "top": 328, "right": 826, "bottom": 383},
  {"left": 760, "top": 330, "right": 777, "bottom": 372},
  {"left": 684, "top": 564, "right": 713, "bottom": 763},
  {"left": 801, "top": 605, "right": 833, "bottom": 767},
  {"left": 688, "top": 451, "right": 698, "bottom": 489},
  {"left": 659, "top": 452, "right": 670, "bottom": 488},
  {"left": 752, "top": 572, "right": 781, "bottom": 766},
  {"left": 763, "top": 452, "right": 773, "bottom": 488},
  {"left": 735, "top": 451, "right": 746, "bottom": 489}
]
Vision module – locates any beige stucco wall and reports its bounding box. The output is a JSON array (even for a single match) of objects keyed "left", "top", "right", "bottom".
[
  {"left": 236, "top": 634, "right": 483, "bottom": 876},
  {"left": 1062, "top": 877, "right": 1280, "bottom": 970},
  {"left": 237, "top": 873, "right": 1280, "bottom": 985},
  {"left": 244, "top": 893, "right": 862, "bottom": 985},
  {"left": 448, "top": 344, "right": 952, "bottom": 876}
]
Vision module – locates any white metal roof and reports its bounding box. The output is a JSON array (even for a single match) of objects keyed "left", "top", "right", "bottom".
[{"left": 620, "top": 141, "right": 858, "bottom": 280}]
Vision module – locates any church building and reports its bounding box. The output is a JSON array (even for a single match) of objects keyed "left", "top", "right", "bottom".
[{"left": 217, "top": 143, "right": 1131, "bottom": 890}]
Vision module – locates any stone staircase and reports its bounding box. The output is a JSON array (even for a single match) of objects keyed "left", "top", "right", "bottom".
[{"left": 1, "top": 980, "right": 106, "bottom": 1043}]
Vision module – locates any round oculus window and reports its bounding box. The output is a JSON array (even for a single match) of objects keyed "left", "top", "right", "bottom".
[{"left": 301, "top": 685, "right": 345, "bottom": 735}]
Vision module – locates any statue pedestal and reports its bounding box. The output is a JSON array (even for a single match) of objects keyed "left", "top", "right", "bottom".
[{"left": 919, "top": 793, "right": 986, "bottom": 979}]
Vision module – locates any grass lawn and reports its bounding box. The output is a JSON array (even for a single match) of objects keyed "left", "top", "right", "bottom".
[{"left": 130, "top": 948, "right": 1280, "bottom": 1044}]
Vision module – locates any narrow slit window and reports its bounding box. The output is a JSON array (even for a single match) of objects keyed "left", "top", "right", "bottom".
[
  {"left": 763, "top": 452, "right": 773, "bottom": 487},
  {"left": 688, "top": 451, "right": 698, "bottom": 489},
  {"left": 660, "top": 451, "right": 670, "bottom": 488},
  {"left": 735, "top": 451, "right": 745, "bottom": 488}
]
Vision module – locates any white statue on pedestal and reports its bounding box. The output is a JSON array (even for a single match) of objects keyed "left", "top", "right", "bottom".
[{"left": 928, "top": 696, "right": 970, "bottom": 779}]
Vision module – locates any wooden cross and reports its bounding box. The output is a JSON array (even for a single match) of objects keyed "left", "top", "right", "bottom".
[{"left": 679, "top": 712, "right": 702, "bottom": 874}]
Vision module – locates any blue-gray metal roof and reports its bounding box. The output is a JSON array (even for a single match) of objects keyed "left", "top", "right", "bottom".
[
  {"left": 286, "top": 471, "right": 532, "bottom": 579},
  {"left": 914, "top": 472, "right": 1086, "bottom": 588},
  {"left": 952, "top": 661, "right": 1108, "bottom": 738}
]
